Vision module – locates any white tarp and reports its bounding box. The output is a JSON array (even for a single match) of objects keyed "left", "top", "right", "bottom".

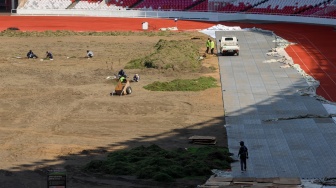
[{"left": 199, "top": 24, "right": 244, "bottom": 38}]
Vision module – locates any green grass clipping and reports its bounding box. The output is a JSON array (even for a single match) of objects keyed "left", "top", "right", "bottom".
[
  {"left": 144, "top": 76, "right": 218, "bottom": 91},
  {"left": 125, "top": 39, "right": 202, "bottom": 72},
  {"left": 84, "top": 144, "right": 234, "bottom": 182}
]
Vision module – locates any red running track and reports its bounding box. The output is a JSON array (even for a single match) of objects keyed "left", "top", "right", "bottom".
[
  {"left": 1, "top": 16, "right": 335, "bottom": 101},
  {"left": 241, "top": 23, "right": 336, "bottom": 102}
]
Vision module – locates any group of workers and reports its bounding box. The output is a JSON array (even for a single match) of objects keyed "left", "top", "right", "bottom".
[
  {"left": 26, "top": 50, "right": 94, "bottom": 60},
  {"left": 206, "top": 38, "right": 215, "bottom": 55},
  {"left": 27, "top": 50, "right": 53, "bottom": 60},
  {"left": 27, "top": 49, "right": 140, "bottom": 83},
  {"left": 118, "top": 69, "right": 140, "bottom": 82}
]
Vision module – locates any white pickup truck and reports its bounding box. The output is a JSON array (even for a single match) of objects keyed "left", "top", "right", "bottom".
[{"left": 219, "top": 36, "right": 240, "bottom": 56}]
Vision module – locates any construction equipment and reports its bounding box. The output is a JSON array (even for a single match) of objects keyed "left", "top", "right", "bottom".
[{"left": 110, "top": 78, "right": 132, "bottom": 96}]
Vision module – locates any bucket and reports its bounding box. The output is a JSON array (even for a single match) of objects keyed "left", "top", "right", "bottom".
[{"left": 142, "top": 22, "right": 148, "bottom": 30}]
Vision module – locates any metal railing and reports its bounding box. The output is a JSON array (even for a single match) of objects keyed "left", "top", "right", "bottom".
[{"left": 11, "top": 8, "right": 336, "bottom": 25}]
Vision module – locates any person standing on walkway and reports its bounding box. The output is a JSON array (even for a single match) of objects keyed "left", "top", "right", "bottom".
[
  {"left": 206, "top": 38, "right": 211, "bottom": 54},
  {"left": 210, "top": 39, "right": 215, "bottom": 55},
  {"left": 238, "top": 141, "right": 248, "bottom": 172}
]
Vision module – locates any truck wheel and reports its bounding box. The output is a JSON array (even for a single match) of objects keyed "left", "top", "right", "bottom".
[
  {"left": 236, "top": 52, "right": 239, "bottom": 56},
  {"left": 126, "top": 86, "right": 132, "bottom": 94}
]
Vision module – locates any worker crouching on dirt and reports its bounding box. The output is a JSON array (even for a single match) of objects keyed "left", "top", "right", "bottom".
[
  {"left": 46, "top": 51, "right": 53, "bottom": 60},
  {"left": 118, "top": 69, "right": 127, "bottom": 78},
  {"left": 133, "top": 74, "right": 140, "bottom": 82},
  {"left": 87, "top": 50, "right": 93, "bottom": 58},
  {"left": 118, "top": 69, "right": 128, "bottom": 83},
  {"left": 27, "top": 50, "right": 38, "bottom": 59}
]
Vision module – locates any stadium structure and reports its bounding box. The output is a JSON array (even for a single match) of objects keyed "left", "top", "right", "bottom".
[
  {"left": 1, "top": 0, "right": 336, "bottom": 184},
  {"left": 1, "top": 0, "right": 335, "bottom": 25}
]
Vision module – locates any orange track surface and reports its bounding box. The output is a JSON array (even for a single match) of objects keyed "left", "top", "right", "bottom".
[{"left": 1, "top": 16, "right": 335, "bottom": 102}]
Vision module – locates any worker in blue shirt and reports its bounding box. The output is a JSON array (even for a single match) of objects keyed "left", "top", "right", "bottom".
[{"left": 46, "top": 51, "right": 53, "bottom": 60}]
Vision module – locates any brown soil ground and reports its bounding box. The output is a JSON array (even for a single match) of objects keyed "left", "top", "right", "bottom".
[{"left": 0, "top": 31, "right": 226, "bottom": 187}]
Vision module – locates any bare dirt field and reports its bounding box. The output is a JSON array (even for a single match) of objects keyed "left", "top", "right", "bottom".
[{"left": 0, "top": 31, "right": 226, "bottom": 187}]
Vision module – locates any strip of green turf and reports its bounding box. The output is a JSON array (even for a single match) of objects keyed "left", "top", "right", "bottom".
[
  {"left": 144, "top": 76, "right": 218, "bottom": 91},
  {"left": 84, "top": 144, "right": 234, "bottom": 182}
]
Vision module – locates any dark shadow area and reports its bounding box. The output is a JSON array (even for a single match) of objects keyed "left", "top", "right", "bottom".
[
  {"left": 0, "top": 115, "right": 227, "bottom": 187},
  {"left": 222, "top": 83, "right": 336, "bottom": 178}
]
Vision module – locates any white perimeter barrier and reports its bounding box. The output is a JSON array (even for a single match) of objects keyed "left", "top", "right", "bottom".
[{"left": 13, "top": 9, "right": 336, "bottom": 26}]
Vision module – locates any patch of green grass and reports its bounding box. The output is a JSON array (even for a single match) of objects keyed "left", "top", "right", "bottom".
[
  {"left": 125, "top": 39, "right": 203, "bottom": 72},
  {"left": 143, "top": 76, "right": 218, "bottom": 91},
  {"left": 124, "top": 58, "right": 144, "bottom": 69},
  {"left": 84, "top": 144, "right": 234, "bottom": 182}
]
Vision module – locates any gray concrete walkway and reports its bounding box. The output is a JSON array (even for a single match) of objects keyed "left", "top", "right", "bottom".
[{"left": 216, "top": 30, "right": 336, "bottom": 178}]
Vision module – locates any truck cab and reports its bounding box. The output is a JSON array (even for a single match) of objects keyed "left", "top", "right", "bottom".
[{"left": 219, "top": 36, "right": 240, "bottom": 56}]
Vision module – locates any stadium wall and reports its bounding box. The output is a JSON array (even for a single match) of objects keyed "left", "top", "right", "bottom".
[{"left": 15, "top": 9, "right": 336, "bottom": 26}]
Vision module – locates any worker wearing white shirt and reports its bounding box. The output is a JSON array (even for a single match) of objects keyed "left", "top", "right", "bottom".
[{"left": 87, "top": 50, "right": 94, "bottom": 58}]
